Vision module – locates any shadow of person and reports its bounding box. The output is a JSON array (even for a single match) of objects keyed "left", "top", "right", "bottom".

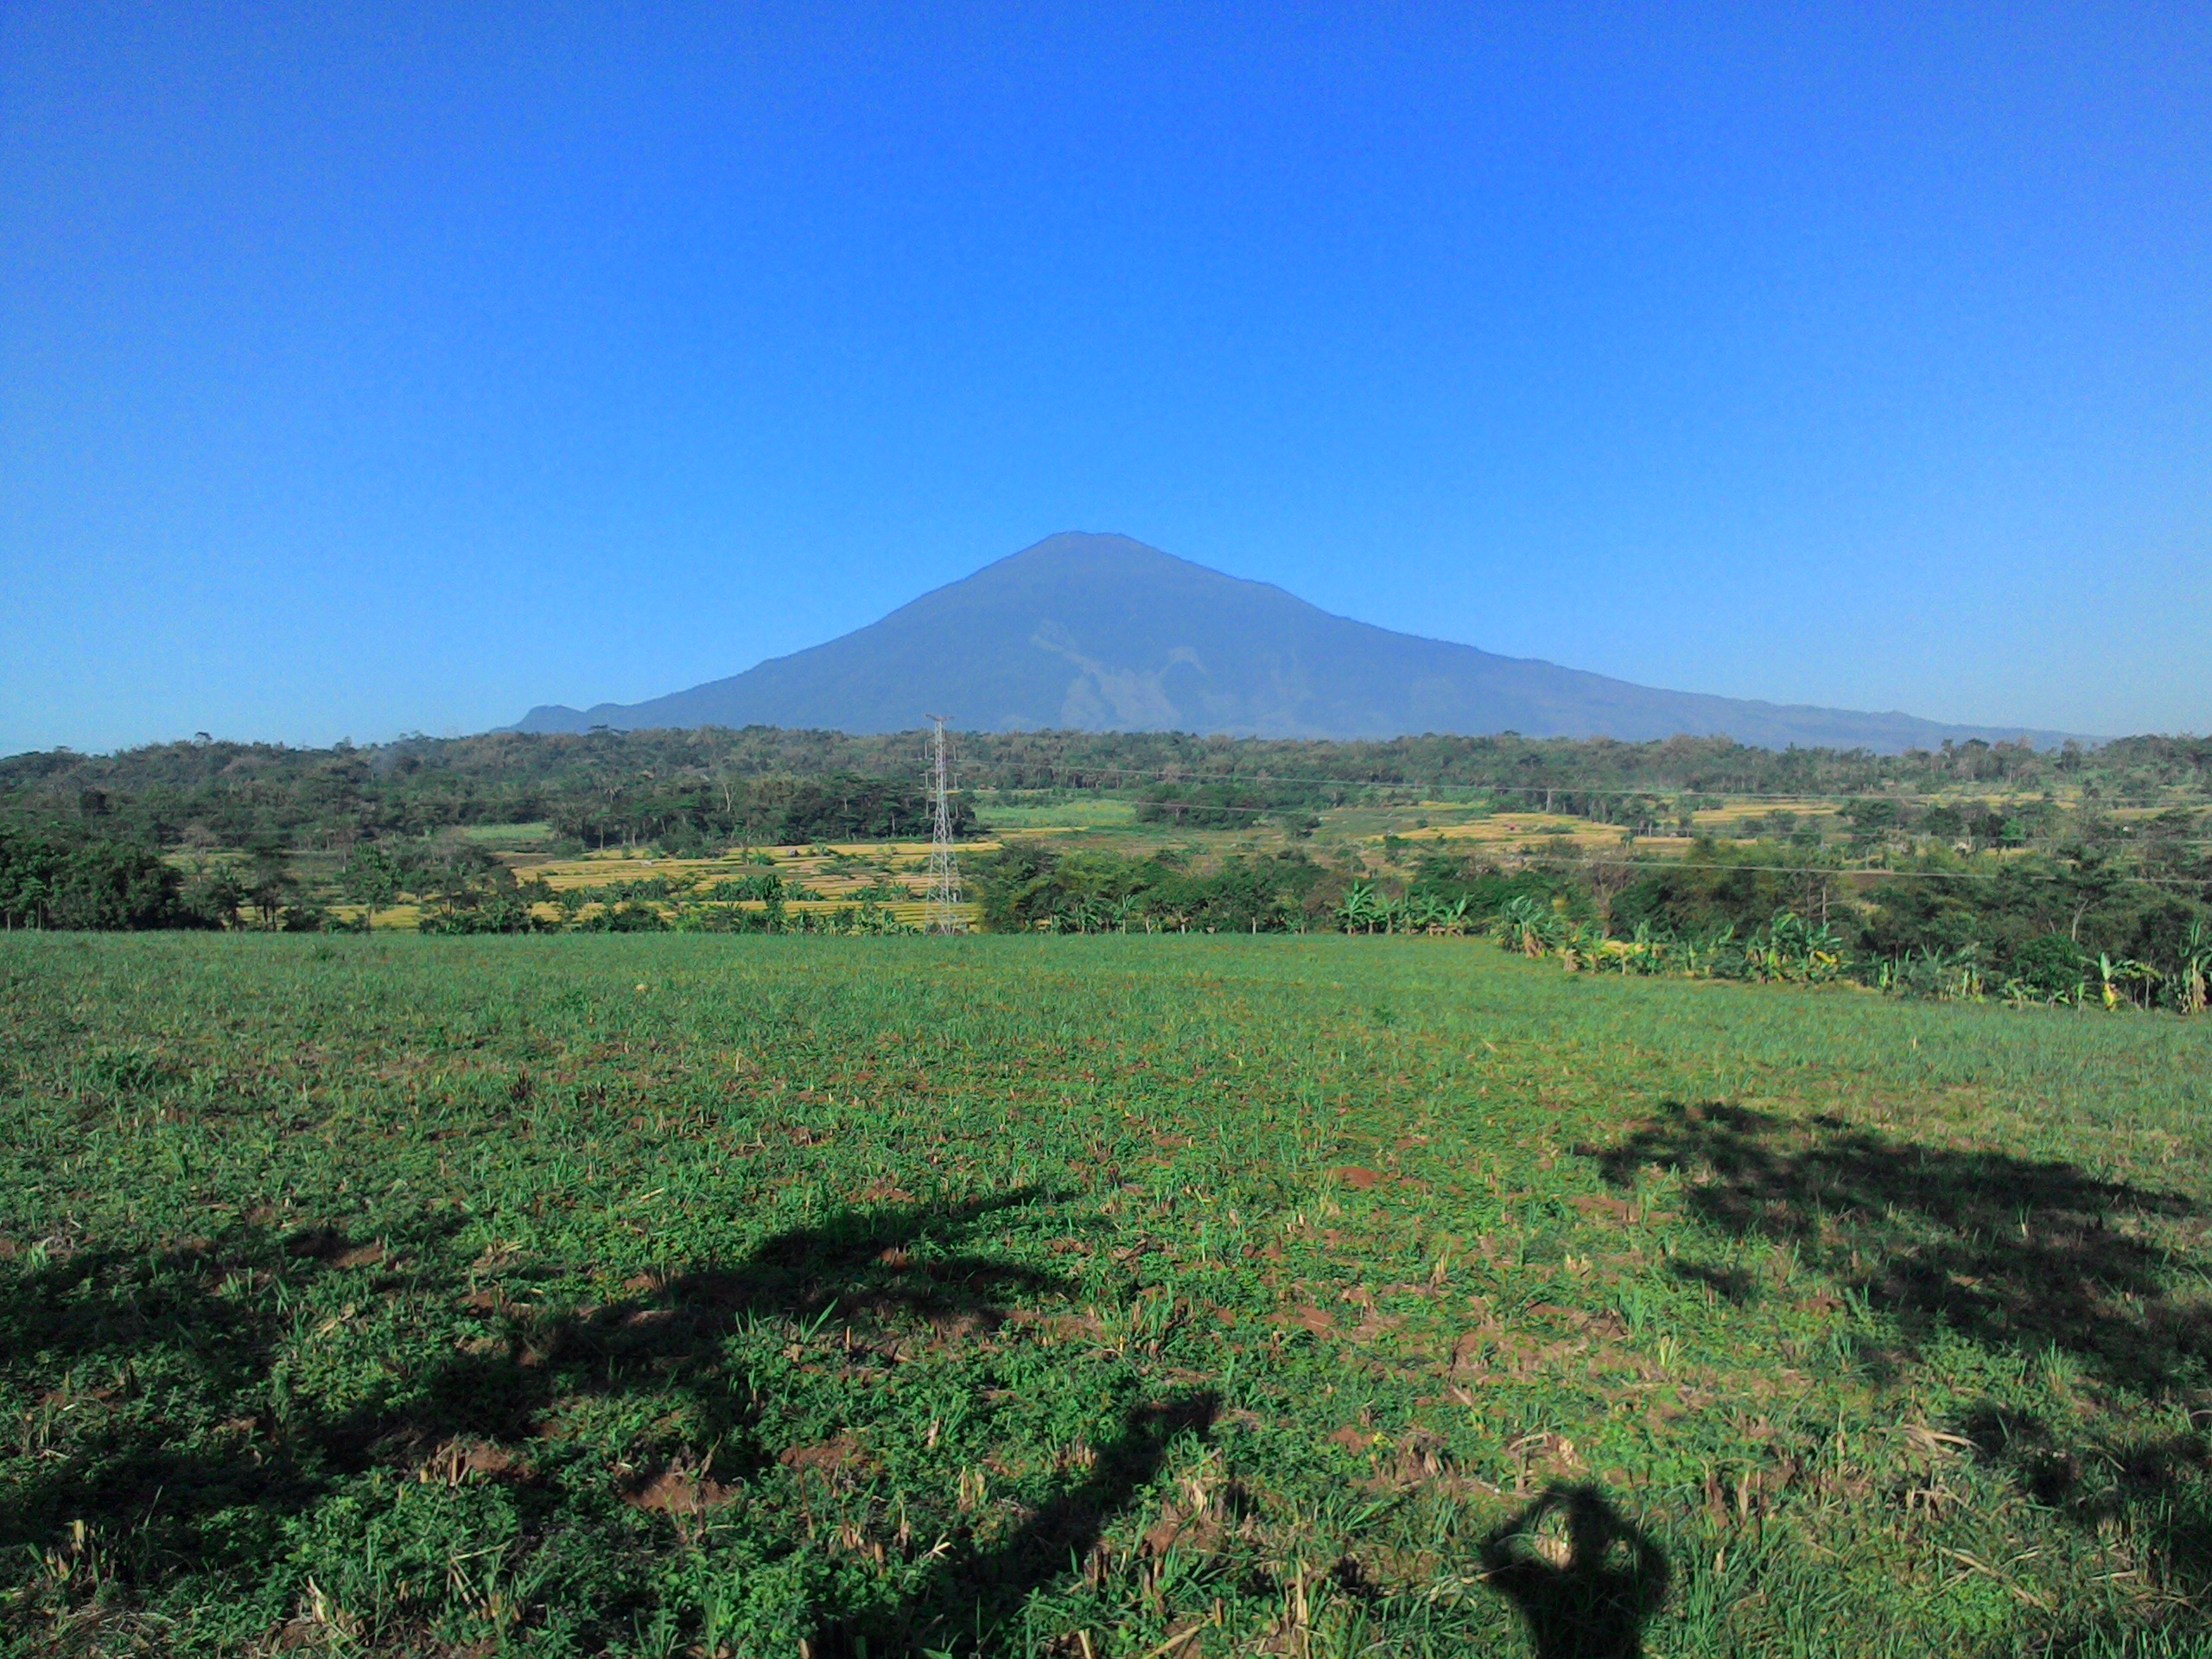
[{"left": 1481, "top": 1484, "right": 1669, "bottom": 1659}]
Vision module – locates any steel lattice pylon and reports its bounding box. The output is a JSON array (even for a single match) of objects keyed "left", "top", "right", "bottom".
[{"left": 925, "top": 715, "right": 963, "bottom": 934}]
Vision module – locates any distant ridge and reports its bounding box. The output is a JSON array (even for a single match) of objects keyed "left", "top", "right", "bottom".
[{"left": 512, "top": 532, "right": 2074, "bottom": 753}]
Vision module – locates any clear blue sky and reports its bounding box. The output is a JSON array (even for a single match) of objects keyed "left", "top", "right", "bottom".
[{"left": 4, "top": 3, "right": 2207, "bottom": 753}]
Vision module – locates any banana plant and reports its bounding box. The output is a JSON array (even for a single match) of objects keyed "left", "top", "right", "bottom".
[
  {"left": 1416, "top": 893, "right": 1472, "bottom": 936},
  {"left": 2097, "top": 955, "right": 2159, "bottom": 1010},
  {"left": 1495, "top": 893, "right": 1557, "bottom": 957},
  {"left": 1753, "top": 912, "right": 1849, "bottom": 983},
  {"left": 2098, "top": 952, "right": 2125, "bottom": 1010},
  {"left": 2173, "top": 921, "right": 2209, "bottom": 1015},
  {"left": 1337, "top": 882, "right": 1382, "bottom": 934},
  {"left": 1613, "top": 920, "right": 1668, "bottom": 975},
  {"left": 1559, "top": 921, "right": 1608, "bottom": 973},
  {"left": 1681, "top": 923, "right": 1736, "bottom": 978}
]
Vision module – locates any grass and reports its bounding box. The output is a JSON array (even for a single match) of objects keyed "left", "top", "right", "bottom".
[
  {"left": 3, "top": 934, "right": 2209, "bottom": 1656},
  {"left": 458, "top": 825, "right": 560, "bottom": 849},
  {"left": 972, "top": 801, "right": 1141, "bottom": 830}
]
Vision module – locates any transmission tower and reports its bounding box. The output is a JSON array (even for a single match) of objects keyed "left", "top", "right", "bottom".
[{"left": 925, "top": 715, "right": 963, "bottom": 934}]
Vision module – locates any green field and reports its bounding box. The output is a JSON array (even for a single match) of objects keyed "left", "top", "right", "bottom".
[
  {"left": 971, "top": 799, "right": 1143, "bottom": 831},
  {"left": 4, "top": 937, "right": 2209, "bottom": 1657}
]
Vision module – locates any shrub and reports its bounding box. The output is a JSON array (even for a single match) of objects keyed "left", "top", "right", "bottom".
[{"left": 2010, "top": 933, "right": 2089, "bottom": 998}]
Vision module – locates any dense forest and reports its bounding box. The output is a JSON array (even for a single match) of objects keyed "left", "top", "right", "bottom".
[
  {"left": 0, "top": 731, "right": 983, "bottom": 854},
  {"left": 5, "top": 726, "right": 2209, "bottom": 854}
]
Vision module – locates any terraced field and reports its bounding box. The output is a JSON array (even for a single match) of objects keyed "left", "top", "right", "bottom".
[
  {"left": 3, "top": 935, "right": 2209, "bottom": 1656},
  {"left": 515, "top": 842, "right": 969, "bottom": 932},
  {"left": 334, "top": 842, "right": 988, "bottom": 932}
]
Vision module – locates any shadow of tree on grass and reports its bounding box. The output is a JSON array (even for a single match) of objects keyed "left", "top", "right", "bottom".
[
  {"left": 0, "top": 1210, "right": 476, "bottom": 1580},
  {"left": 1598, "top": 1102, "right": 2211, "bottom": 1398},
  {"left": 397, "top": 1191, "right": 1073, "bottom": 1463},
  {"left": 813, "top": 1390, "right": 1220, "bottom": 1657},
  {"left": 1956, "top": 1402, "right": 2212, "bottom": 1611},
  {"left": 1664, "top": 1259, "right": 1759, "bottom": 1306},
  {"left": 1, "top": 1192, "right": 1211, "bottom": 1652},
  {"left": 1596, "top": 1102, "right": 2212, "bottom": 1614}
]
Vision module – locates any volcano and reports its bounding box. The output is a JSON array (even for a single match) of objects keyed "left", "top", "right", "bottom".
[{"left": 511, "top": 532, "right": 2066, "bottom": 752}]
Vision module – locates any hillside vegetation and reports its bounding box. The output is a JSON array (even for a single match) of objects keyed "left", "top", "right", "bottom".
[
  {"left": 4, "top": 726, "right": 2207, "bottom": 1014},
  {"left": 9, "top": 727, "right": 2207, "bottom": 851}
]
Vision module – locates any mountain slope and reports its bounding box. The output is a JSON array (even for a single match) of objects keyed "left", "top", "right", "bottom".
[{"left": 512, "top": 533, "right": 2069, "bottom": 752}]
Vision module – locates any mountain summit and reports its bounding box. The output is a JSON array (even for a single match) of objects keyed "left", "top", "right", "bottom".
[{"left": 512, "top": 532, "right": 2063, "bottom": 751}]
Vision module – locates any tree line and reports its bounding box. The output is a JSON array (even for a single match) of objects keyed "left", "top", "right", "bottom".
[
  {"left": 5, "top": 727, "right": 2205, "bottom": 854},
  {"left": 4, "top": 724, "right": 2205, "bottom": 978},
  {"left": 968, "top": 836, "right": 2211, "bottom": 1013}
]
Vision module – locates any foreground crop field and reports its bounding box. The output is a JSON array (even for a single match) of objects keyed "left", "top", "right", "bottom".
[{"left": 3, "top": 938, "right": 2209, "bottom": 1657}]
